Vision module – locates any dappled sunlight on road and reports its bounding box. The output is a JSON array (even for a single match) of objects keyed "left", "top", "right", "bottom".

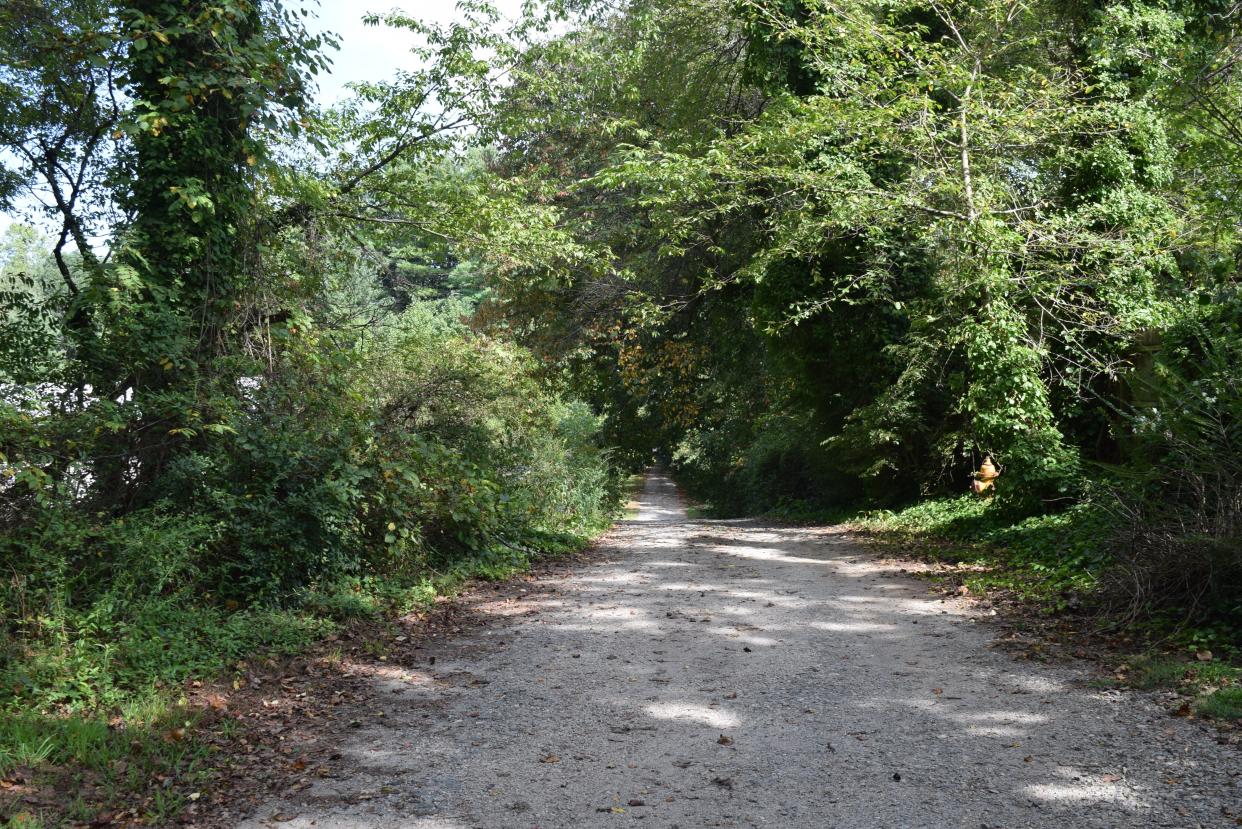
[
  {"left": 811, "top": 620, "right": 900, "bottom": 633},
  {"left": 1024, "top": 766, "right": 1150, "bottom": 809},
  {"left": 239, "top": 470, "right": 1239, "bottom": 829},
  {"left": 644, "top": 701, "right": 740, "bottom": 729}
]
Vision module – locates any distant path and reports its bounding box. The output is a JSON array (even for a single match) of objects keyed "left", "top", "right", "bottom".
[{"left": 239, "top": 470, "right": 1238, "bottom": 828}]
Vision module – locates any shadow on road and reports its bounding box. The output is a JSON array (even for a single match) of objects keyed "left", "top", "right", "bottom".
[{"left": 237, "top": 473, "right": 1237, "bottom": 829}]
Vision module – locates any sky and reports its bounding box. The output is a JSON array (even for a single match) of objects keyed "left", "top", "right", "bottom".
[
  {"left": 298, "top": 0, "right": 528, "bottom": 104},
  {"left": 0, "top": 0, "right": 528, "bottom": 238}
]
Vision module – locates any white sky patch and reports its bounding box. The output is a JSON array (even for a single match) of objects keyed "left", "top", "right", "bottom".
[
  {"left": 1, "top": 0, "right": 531, "bottom": 236},
  {"left": 299, "top": 0, "right": 526, "bottom": 104}
]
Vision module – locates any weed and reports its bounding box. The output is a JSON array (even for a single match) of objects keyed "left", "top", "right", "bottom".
[
  {"left": 1126, "top": 657, "right": 1191, "bottom": 690},
  {"left": 1194, "top": 687, "right": 1242, "bottom": 720},
  {"left": 0, "top": 702, "right": 211, "bottom": 824}
]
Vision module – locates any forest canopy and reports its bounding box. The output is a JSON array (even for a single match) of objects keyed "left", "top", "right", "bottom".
[{"left": 1, "top": 0, "right": 1241, "bottom": 783}]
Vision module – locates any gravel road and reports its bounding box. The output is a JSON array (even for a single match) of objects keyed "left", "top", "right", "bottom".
[{"left": 238, "top": 471, "right": 1239, "bottom": 828}]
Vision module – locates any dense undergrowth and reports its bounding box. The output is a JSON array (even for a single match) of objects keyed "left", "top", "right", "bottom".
[
  {"left": 1, "top": 5, "right": 630, "bottom": 821},
  {"left": 6, "top": 0, "right": 1242, "bottom": 821},
  {"left": 2, "top": 295, "right": 621, "bottom": 823}
]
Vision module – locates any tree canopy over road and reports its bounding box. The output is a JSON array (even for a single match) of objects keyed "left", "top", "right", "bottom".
[{"left": 2, "top": 0, "right": 1242, "bottom": 823}]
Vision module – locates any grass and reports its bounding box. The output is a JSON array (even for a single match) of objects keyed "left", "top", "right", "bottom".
[
  {"left": 1126, "top": 654, "right": 1241, "bottom": 690},
  {"left": 847, "top": 495, "right": 1115, "bottom": 610},
  {"left": 0, "top": 524, "right": 610, "bottom": 826},
  {"left": 0, "top": 602, "right": 320, "bottom": 826},
  {"left": 1195, "top": 687, "right": 1242, "bottom": 720},
  {"left": 622, "top": 473, "right": 645, "bottom": 519},
  {"left": 0, "top": 701, "right": 212, "bottom": 826},
  {"left": 1114, "top": 655, "right": 1242, "bottom": 721}
]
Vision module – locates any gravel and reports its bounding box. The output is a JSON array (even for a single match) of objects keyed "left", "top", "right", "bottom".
[{"left": 237, "top": 472, "right": 1240, "bottom": 828}]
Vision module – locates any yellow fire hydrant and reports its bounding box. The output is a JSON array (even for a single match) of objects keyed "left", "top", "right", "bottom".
[{"left": 971, "top": 456, "right": 999, "bottom": 495}]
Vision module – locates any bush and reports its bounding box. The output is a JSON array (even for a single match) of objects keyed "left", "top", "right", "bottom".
[
  {"left": 0, "top": 299, "right": 621, "bottom": 716},
  {"left": 1104, "top": 308, "right": 1242, "bottom": 625}
]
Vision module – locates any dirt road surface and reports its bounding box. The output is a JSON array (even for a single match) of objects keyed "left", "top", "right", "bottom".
[{"left": 237, "top": 471, "right": 1239, "bottom": 828}]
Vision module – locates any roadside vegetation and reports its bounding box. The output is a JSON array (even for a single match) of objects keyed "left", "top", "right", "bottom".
[
  {"left": 3, "top": 0, "right": 1242, "bottom": 823},
  {"left": 460, "top": 0, "right": 1242, "bottom": 723},
  {"left": 0, "top": 3, "right": 621, "bottom": 823}
]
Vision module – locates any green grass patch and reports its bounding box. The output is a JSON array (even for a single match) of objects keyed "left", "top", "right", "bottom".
[
  {"left": 1, "top": 601, "right": 330, "bottom": 825},
  {"left": 1195, "top": 687, "right": 1242, "bottom": 720},
  {"left": 852, "top": 495, "right": 1114, "bottom": 609},
  {"left": 1126, "top": 656, "right": 1195, "bottom": 690},
  {"left": 0, "top": 701, "right": 211, "bottom": 826},
  {"left": 2, "top": 603, "right": 333, "bottom": 715},
  {"left": 1120, "top": 654, "right": 1242, "bottom": 720},
  {"left": 1, "top": 522, "right": 607, "bottom": 826}
]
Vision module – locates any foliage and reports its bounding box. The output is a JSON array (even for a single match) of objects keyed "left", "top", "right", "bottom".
[
  {"left": 6, "top": 0, "right": 1242, "bottom": 816},
  {"left": 0, "top": 5, "right": 620, "bottom": 822},
  {"left": 854, "top": 494, "right": 1115, "bottom": 606},
  {"left": 0, "top": 702, "right": 213, "bottom": 825},
  {"left": 1103, "top": 298, "right": 1242, "bottom": 626},
  {"left": 465, "top": 0, "right": 1242, "bottom": 643},
  {"left": 1111, "top": 655, "right": 1242, "bottom": 721}
]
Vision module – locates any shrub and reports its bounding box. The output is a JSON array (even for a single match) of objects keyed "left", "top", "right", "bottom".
[
  {"left": 0, "top": 299, "right": 621, "bottom": 715},
  {"left": 1104, "top": 306, "right": 1242, "bottom": 625}
]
